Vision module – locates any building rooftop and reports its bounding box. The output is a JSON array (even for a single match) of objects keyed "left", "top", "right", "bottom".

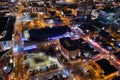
[
  {"left": 60, "top": 37, "right": 78, "bottom": 51},
  {"left": 98, "top": 30, "right": 110, "bottom": 38},
  {"left": 25, "top": 25, "right": 70, "bottom": 41},
  {"left": 96, "top": 59, "right": 118, "bottom": 76},
  {"left": 25, "top": 52, "right": 60, "bottom": 70},
  {"left": 0, "top": 16, "right": 15, "bottom": 41}
]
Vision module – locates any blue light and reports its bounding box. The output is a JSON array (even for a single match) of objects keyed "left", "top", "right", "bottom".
[
  {"left": 107, "top": 46, "right": 112, "bottom": 50},
  {"left": 22, "top": 37, "right": 29, "bottom": 41},
  {"left": 24, "top": 45, "right": 37, "bottom": 51},
  {"left": 13, "top": 45, "right": 23, "bottom": 54},
  {"left": 48, "top": 35, "right": 63, "bottom": 40},
  {"left": 62, "top": 69, "right": 70, "bottom": 77},
  {"left": 48, "top": 33, "right": 70, "bottom": 40}
]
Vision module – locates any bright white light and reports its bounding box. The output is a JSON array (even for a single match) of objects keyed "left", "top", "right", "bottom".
[
  {"left": 86, "top": 30, "right": 89, "bottom": 33},
  {"left": 61, "top": 12, "right": 64, "bottom": 15},
  {"left": 10, "top": 58, "right": 13, "bottom": 63},
  {"left": 48, "top": 19, "right": 54, "bottom": 24},
  {"left": 118, "top": 43, "right": 120, "bottom": 46},
  {"left": 49, "top": 25, "right": 53, "bottom": 28},
  {"left": 118, "top": 30, "right": 120, "bottom": 32},
  {"left": 11, "top": 0, "right": 15, "bottom": 2},
  {"left": 39, "top": 12, "right": 44, "bottom": 15},
  {"left": 112, "top": 38, "right": 115, "bottom": 41},
  {"left": 62, "top": 75, "right": 67, "bottom": 78},
  {"left": 13, "top": 62, "right": 15, "bottom": 67},
  {"left": 3, "top": 66, "right": 7, "bottom": 70},
  {"left": 102, "top": 27, "right": 105, "bottom": 30}
]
